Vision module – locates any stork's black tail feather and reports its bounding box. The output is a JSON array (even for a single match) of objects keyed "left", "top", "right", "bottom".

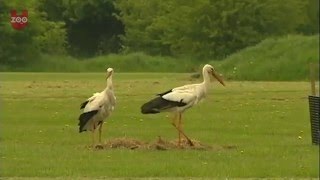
[
  {"left": 141, "top": 96, "right": 186, "bottom": 114},
  {"left": 78, "top": 110, "right": 99, "bottom": 133},
  {"left": 141, "top": 97, "right": 162, "bottom": 114},
  {"left": 80, "top": 100, "right": 89, "bottom": 109}
]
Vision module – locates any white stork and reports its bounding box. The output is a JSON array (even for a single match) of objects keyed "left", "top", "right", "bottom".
[
  {"left": 78, "top": 68, "right": 116, "bottom": 146},
  {"left": 141, "top": 64, "right": 225, "bottom": 146}
]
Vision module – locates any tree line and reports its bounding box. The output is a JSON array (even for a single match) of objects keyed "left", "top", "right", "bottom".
[{"left": 0, "top": 0, "right": 318, "bottom": 68}]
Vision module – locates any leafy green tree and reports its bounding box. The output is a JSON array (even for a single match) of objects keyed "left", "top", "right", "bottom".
[
  {"left": 56, "top": 0, "right": 124, "bottom": 57},
  {"left": 0, "top": 0, "right": 67, "bottom": 68},
  {"left": 115, "top": 0, "right": 173, "bottom": 55},
  {"left": 115, "top": 0, "right": 308, "bottom": 59},
  {"left": 297, "top": 0, "right": 319, "bottom": 34}
]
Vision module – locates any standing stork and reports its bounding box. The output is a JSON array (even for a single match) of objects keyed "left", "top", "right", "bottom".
[
  {"left": 78, "top": 68, "right": 116, "bottom": 147},
  {"left": 141, "top": 64, "right": 225, "bottom": 146}
]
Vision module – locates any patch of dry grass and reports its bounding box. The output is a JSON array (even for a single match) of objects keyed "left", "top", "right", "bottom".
[{"left": 88, "top": 137, "right": 237, "bottom": 151}]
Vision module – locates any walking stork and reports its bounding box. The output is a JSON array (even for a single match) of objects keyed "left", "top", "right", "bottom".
[
  {"left": 141, "top": 64, "right": 225, "bottom": 146},
  {"left": 78, "top": 68, "right": 116, "bottom": 147}
]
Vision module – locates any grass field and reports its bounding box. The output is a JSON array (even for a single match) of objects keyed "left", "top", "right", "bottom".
[{"left": 0, "top": 72, "right": 319, "bottom": 179}]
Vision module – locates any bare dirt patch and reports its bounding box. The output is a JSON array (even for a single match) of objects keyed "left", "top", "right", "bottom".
[{"left": 89, "top": 137, "right": 237, "bottom": 151}]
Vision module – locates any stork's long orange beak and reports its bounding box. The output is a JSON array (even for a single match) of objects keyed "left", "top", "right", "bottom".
[{"left": 212, "top": 71, "right": 225, "bottom": 86}]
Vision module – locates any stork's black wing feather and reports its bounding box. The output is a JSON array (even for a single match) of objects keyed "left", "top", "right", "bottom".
[
  {"left": 157, "top": 89, "right": 172, "bottom": 96},
  {"left": 141, "top": 96, "right": 186, "bottom": 114},
  {"left": 80, "top": 100, "right": 89, "bottom": 109},
  {"left": 78, "top": 110, "right": 99, "bottom": 133}
]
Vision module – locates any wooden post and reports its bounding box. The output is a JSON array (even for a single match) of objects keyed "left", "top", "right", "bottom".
[
  {"left": 310, "top": 63, "right": 316, "bottom": 96},
  {"left": 308, "top": 62, "right": 319, "bottom": 145}
]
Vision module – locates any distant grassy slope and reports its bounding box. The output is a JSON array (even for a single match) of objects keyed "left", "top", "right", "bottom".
[
  {"left": 213, "top": 35, "right": 319, "bottom": 81},
  {"left": 82, "top": 53, "right": 196, "bottom": 72},
  {"left": 1, "top": 35, "right": 318, "bottom": 81},
  {"left": 15, "top": 52, "right": 197, "bottom": 73}
]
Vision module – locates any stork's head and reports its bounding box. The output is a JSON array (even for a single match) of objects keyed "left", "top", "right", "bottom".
[
  {"left": 106, "top": 68, "right": 114, "bottom": 79},
  {"left": 203, "top": 64, "right": 225, "bottom": 86}
]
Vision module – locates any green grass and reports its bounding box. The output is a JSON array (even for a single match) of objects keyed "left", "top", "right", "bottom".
[
  {"left": 0, "top": 72, "right": 319, "bottom": 179},
  {"left": 213, "top": 34, "right": 319, "bottom": 81}
]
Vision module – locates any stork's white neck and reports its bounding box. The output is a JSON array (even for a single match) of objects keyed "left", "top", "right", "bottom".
[
  {"left": 104, "top": 75, "right": 113, "bottom": 92},
  {"left": 196, "top": 68, "right": 211, "bottom": 100},
  {"left": 202, "top": 68, "right": 211, "bottom": 86}
]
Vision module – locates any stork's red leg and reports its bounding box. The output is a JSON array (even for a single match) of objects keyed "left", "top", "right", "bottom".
[
  {"left": 178, "top": 113, "right": 182, "bottom": 145},
  {"left": 98, "top": 123, "right": 103, "bottom": 144},
  {"left": 92, "top": 123, "right": 96, "bottom": 147},
  {"left": 171, "top": 113, "right": 181, "bottom": 146},
  {"left": 177, "top": 113, "right": 194, "bottom": 146},
  {"left": 91, "top": 131, "right": 95, "bottom": 147},
  {"left": 171, "top": 113, "right": 194, "bottom": 146}
]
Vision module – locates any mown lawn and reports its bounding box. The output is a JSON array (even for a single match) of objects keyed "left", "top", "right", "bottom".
[{"left": 0, "top": 72, "right": 318, "bottom": 179}]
